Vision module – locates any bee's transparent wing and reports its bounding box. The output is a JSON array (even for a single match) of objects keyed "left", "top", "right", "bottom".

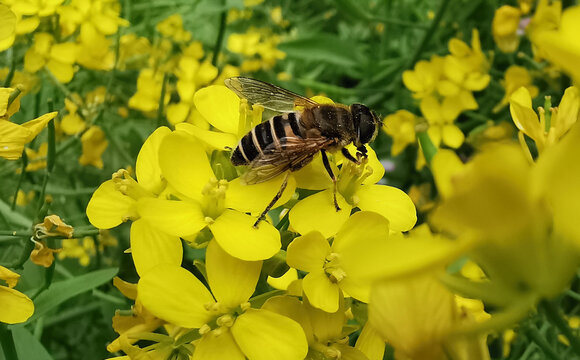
[
  {"left": 241, "top": 137, "right": 334, "bottom": 184},
  {"left": 225, "top": 77, "right": 318, "bottom": 113}
]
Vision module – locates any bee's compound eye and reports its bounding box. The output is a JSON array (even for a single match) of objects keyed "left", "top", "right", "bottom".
[{"left": 352, "top": 104, "right": 377, "bottom": 145}]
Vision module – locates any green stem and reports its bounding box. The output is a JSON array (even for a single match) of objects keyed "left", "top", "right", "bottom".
[
  {"left": 0, "top": 230, "right": 33, "bottom": 236},
  {"left": 407, "top": 0, "right": 450, "bottom": 68},
  {"left": 156, "top": 72, "right": 169, "bottom": 128},
  {"left": 211, "top": 0, "right": 227, "bottom": 67},
  {"left": 417, "top": 130, "right": 437, "bottom": 165},
  {"left": 522, "top": 323, "right": 561, "bottom": 360},
  {"left": 541, "top": 299, "right": 580, "bottom": 356},
  {"left": 367, "top": 16, "right": 429, "bottom": 28},
  {"left": 72, "top": 228, "right": 101, "bottom": 238},
  {"left": 11, "top": 151, "right": 29, "bottom": 210},
  {"left": 0, "top": 324, "right": 18, "bottom": 360},
  {"left": 2, "top": 47, "right": 15, "bottom": 87}
]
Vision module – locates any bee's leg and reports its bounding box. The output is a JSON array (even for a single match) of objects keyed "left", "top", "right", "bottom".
[
  {"left": 254, "top": 172, "right": 290, "bottom": 228},
  {"left": 341, "top": 148, "right": 360, "bottom": 165},
  {"left": 356, "top": 146, "right": 368, "bottom": 161},
  {"left": 321, "top": 149, "right": 341, "bottom": 211}
]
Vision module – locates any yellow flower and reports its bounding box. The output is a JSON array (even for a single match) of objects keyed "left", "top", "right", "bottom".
[
  {"left": 24, "top": 33, "right": 77, "bottom": 83},
  {"left": 0, "top": 87, "right": 57, "bottom": 159},
  {"left": 433, "top": 129, "right": 580, "bottom": 327},
  {"left": 79, "top": 125, "right": 108, "bottom": 168},
  {"left": 117, "top": 34, "right": 151, "bottom": 70},
  {"left": 286, "top": 212, "right": 390, "bottom": 311},
  {"left": 0, "top": 68, "right": 39, "bottom": 94},
  {"left": 383, "top": 110, "right": 417, "bottom": 156},
  {"left": 534, "top": 5, "right": 580, "bottom": 83},
  {"left": 419, "top": 94, "right": 471, "bottom": 149},
  {"left": 370, "top": 274, "right": 490, "bottom": 360},
  {"left": 138, "top": 240, "right": 308, "bottom": 360},
  {"left": 495, "top": 65, "right": 538, "bottom": 111},
  {"left": 128, "top": 68, "right": 169, "bottom": 114},
  {"left": 76, "top": 28, "right": 115, "bottom": 71},
  {"left": 0, "top": 4, "right": 16, "bottom": 51},
  {"left": 156, "top": 14, "right": 191, "bottom": 42},
  {"left": 402, "top": 56, "right": 445, "bottom": 99},
  {"left": 137, "top": 129, "right": 295, "bottom": 260},
  {"left": 227, "top": 28, "right": 285, "bottom": 71},
  {"left": 492, "top": 5, "right": 521, "bottom": 53},
  {"left": 60, "top": 98, "right": 86, "bottom": 135},
  {"left": 444, "top": 29, "right": 490, "bottom": 92},
  {"left": 58, "top": 0, "right": 128, "bottom": 38},
  {"left": 25, "top": 142, "right": 48, "bottom": 171},
  {"left": 289, "top": 147, "right": 416, "bottom": 238},
  {"left": 14, "top": 190, "right": 35, "bottom": 207},
  {"left": 87, "top": 127, "right": 183, "bottom": 276},
  {"left": 0, "top": 266, "right": 34, "bottom": 324},
  {"left": 263, "top": 295, "right": 370, "bottom": 359},
  {"left": 510, "top": 85, "right": 579, "bottom": 155}
]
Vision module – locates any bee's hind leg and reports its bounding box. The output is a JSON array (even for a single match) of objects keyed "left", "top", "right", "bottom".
[
  {"left": 254, "top": 172, "right": 290, "bottom": 228},
  {"left": 321, "top": 149, "right": 341, "bottom": 212}
]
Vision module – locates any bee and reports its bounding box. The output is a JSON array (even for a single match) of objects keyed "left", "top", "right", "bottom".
[{"left": 225, "top": 77, "right": 380, "bottom": 226}]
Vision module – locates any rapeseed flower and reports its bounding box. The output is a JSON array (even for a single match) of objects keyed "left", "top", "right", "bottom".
[
  {"left": 382, "top": 110, "right": 417, "bottom": 156},
  {"left": 433, "top": 125, "right": 580, "bottom": 327},
  {"left": 58, "top": 0, "right": 128, "bottom": 38},
  {"left": 289, "top": 148, "right": 416, "bottom": 238},
  {"left": 494, "top": 65, "right": 538, "bottom": 112},
  {"left": 492, "top": 6, "right": 522, "bottom": 53},
  {"left": 509, "top": 85, "right": 579, "bottom": 155},
  {"left": 263, "top": 294, "right": 369, "bottom": 359},
  {"left": 227, "top": 28, "right": 285, "bottom": 72},
  {"left": 138, "top": 129, "right": 295, "bottom": 260},
  {"left": 0, "top": 4, "right": 16, "bottom": 51},
  {"left": 156, "top": 14, "right": 191, "bottom": 43},
  {"left": 128, "top": 68, "right": 170, "bottom": 114},
  {"left": 24, "top": 33, "right": 77, "bottom": 83},
  {"left": 87, "top": 127, "right": 183, "bottom": 275},
  {"left": 0, "top": 266, "right": 34, "bottom": 324},
  {"left": 79, "top": 126, "right": 108, "bottom": 168},
  {"left": 138, "top": 240, "right": 308, "bottom": 360}
]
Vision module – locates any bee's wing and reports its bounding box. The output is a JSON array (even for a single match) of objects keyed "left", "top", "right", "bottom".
[
  {"left": 241, "top": 137, "right": 334, "bottom": 184},
  {"left": 225, "top": 77, "right": 318, "bottom": 113}
]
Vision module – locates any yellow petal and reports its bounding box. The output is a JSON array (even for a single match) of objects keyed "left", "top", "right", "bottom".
[
  {"left": 552, "top": 86, "right": 579, "bottom": 139},
  {"left": 262, "top": 295, "right": 314, "bottom": 343},
  {"left": 231, "top": 308, "right": 308, "bottom": 360},
  {"left": 130, "top": 219, "right": 183, "bottom": 277},
  {"left": 209, "top": 209, "right": 280, "bottom": 261},
  {"left": 86, "top": 180, "right": 135, "bottom": 229},
  {"left": 289, "top": 190, "right": 350, "bottom": 238},
  {"left": 21, "top": 111, "right": 58, "bottom": 141},
  {"left": 0, "top": 5, "right": 16, "bottom": 41},
  {"left": 206, "top": 240, "right": 262, "bottom": 308},
  {"left": 0, "top": 120, "right": 30, "bottom": 159},
  {"left": 509, "top": 87, "right": 543, "bottom": 142},
  {"left": 0, "top": 286, "right": 34, "bottom": 324},
  {"left": 159, "top": 132, "right": 214, "bottom": 202},
  {"left": 286, "top": 231, "right": 330, "bottom": 272},
  {"left": 176, "top": 122, "right": 237, "bottom": 150},
  {"left": 136, "top": 127, "right": 171, "bottom": 193},
  {"left": 193, "top": 329, "right": 245, "bottom": 360},
  {"left": 0, "top": 266, "right": 20, "bottom": 288},
  {"left": 355, "top": 185, "right": 417, "bottom": 232},
  {"left": 292, "top": 154, "right": 335, "bottom": 190},
  {"left": 267, "top": 268, "right": 298, "bottom": 290},
  {"left": 441, "top": 124, "right": 465, "bottom": 148},
  {"left": 361, "top": 146, "right": 385, "bottom": 185},
  {"left": 194, "top": 85, "right": 240, "bottom": 134},
  {"left": 431, "top": 149, "right": 464, "bottom": 199},
  {"left": 137, "top": 198, "right": 206, "bottom": 237},
  {"left": 303, "top": 292, "right": 345, "bottom": 342},
  {"left": 226, "top": 175, "right": 296, "bottom": 215},
  {"left": 355, "top": 324, "right": 386, "bottom": 360},
  {"left": 138, "top": 264, "right": 214, "bottom": 329},
  {"left": 46, "top": 59, "right": 75, "bottom": 83},
  {"left": 302, "top": 270, "right": 340, "bottom": 313},
  {"left": 51, "top": 42, "right": 77, "bottom": 64}
]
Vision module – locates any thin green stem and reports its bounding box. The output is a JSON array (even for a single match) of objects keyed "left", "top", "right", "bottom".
[
  {"left": 2, "top": 47, "right": 15, "bottom": 87},
  {"left": 417, "top": 130, "right": 437, "bottom": 165},
  {"left": 11, "top": 151, "right": 29, "bottom": 210},
  {"left": 522, "top": 323, "right": 561, "bottom": 360},
  {"left": 0, "top": 230, "right": 33, "bottom": 236},
  {"left": 407, "top": 0, "right": 450, "bottom": 68},
  {"left": 211, "top": 0, "right": 227, "bottom": 67},
  {"left": 0, "top": 324, "right": 18, "bottom": 360},
  {"left": 541, "top": 299, "right": 580, "bottom": 356}
]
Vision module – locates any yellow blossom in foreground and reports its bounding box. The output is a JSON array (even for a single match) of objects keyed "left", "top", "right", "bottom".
[
  {"left": 0, "top": 266, "right": 34, "bottom": 324},
  {"left": 370, "top": 274, "right": 490, "bottom": 360},
  {"left": 433, "top": 127, "right": 580, "bottom": 328},
  {"left": 534, "top": 5, "right": 580, "bottom": 83},
  {"left": 492, "top": 6, "right": 521, "bottom": 53},
  {"left": 138, "top": 240, "right": 308, "bottom": 360},
  {"left": 0, "top": 4, "right": 16, "bottom": 51},
  {"left": 510, "top": 85, "right": 579, "bottom": 155},
  {"left": 263, "top": 295, "right": 371, "bottom": 359}
]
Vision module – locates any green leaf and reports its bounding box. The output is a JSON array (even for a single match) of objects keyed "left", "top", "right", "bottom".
[
  {"left": 11, "top": 326, "right": 53, "bottom": 360},
  {"left": 29, "top": 268, "right": 118, "bottom": 321},
  {"left": 0, "top": 198, "right": 31, "bottom": 229},
  {"left": 279, "top": 34, "right": 362, "bottom": 68}
]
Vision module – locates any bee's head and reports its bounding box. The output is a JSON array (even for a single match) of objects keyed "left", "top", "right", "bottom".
[{"left": 351, "top": 104, "right": 380, "bottom": 150}]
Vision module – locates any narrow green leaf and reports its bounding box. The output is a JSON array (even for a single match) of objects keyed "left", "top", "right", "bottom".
[
  {"left": 279, "top": 35, "right": 362, "bottom": 68},
  {"left": 0, "top": 198, "right": 31, "bottom": 229},
  {"left": 29, "top": 268, "right": 118, "bottom": 321},
  {"left": 10, "top": 326, "right": 54, "bottom": 360}
]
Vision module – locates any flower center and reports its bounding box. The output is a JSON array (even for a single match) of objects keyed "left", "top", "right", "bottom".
[
  {"left": 201, "top": 177, "right": 228, "bottom": 219},
  {"left": 337, "top": 158, "right": 372, "bottom": 205},
  {"left": 112, "top": 169, "right": 151, "bottom": 200},
  {"left": 324, "top": 252, "right": 347, "bottom": 283}
]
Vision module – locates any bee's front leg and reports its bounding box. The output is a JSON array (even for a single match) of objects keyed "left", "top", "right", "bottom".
[
  {"left": 341, "top": 148, "right": 360, "bottom": 165},
  {"left": 321, "top": 149, "right": 341, "bottom": 212}
]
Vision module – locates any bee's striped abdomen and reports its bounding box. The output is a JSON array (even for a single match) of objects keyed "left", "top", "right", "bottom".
[{"left": 231, "top": 112, "right": 303, "bottom": 165}]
